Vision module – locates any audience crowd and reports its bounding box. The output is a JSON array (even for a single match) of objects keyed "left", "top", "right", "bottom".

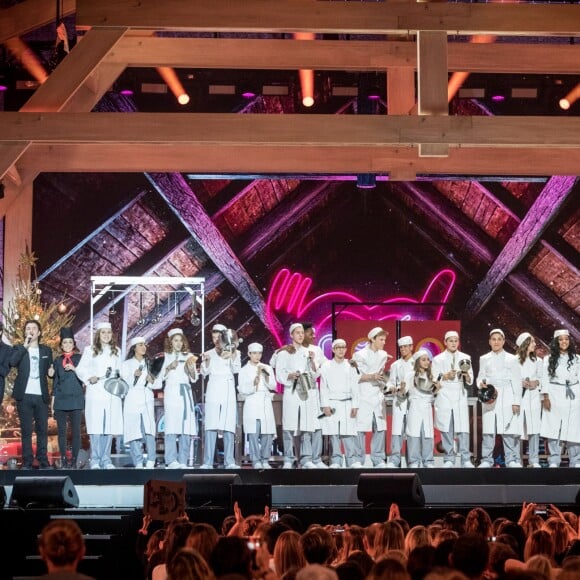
[{"left": 90, "top": 500, "right": 580, "bottom": 580}]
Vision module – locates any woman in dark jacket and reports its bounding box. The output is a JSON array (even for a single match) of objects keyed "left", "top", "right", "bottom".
[{"left": 52, "top": 327, "right": 85, "bottom": 468}]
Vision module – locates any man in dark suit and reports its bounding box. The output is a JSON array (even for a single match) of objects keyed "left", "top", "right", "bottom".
[
  {"left": 0, "top": 321, "right": 13, "bottom": 403},
  {"left": 10, "top": 320, "right": 53, "bottom": 469}
]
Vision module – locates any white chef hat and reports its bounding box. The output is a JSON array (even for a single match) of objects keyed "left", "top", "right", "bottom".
[
  {"left": 96, "top": 322, "right": 112, "bottom": 331},
  {"left": 444, "top": 331, "right": 459, "bottom": 341},
  {"left": 413, "top": 349, "right": 432, "bottom": 362},
  {"left": 368, "top": 326, "right": 385, "bottom": 340},
  {"left": 247, "top": 342, "right": 263, "bottom": 353},
  {"left": 397, "top": 336, "right": 413, "bottom": 347},
  {"left": 554, "top": 329, "right": 569, "bottom": 339},
  {"left": 212, "top": 323, "right": 227, "bottom": 332},
  {"left": 489, "top": 328, "right": 505, "bottom": 338},
  {"left": 515, "top": 332, "right": 532, "bottom": 347},
  {"left": 289, "top": 323, "right": 304, "bottom": 335},
  {"left": 128, "top": 336, "right": 146, "bottom": 348},
  {"left": 167, "top": 328, "right": 183, "bottom": 338},
  {"left": 332, "top": 338, "right": 347, "bottom": 349}
]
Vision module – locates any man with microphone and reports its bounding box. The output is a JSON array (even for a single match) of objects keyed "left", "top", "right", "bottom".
[{"left": 10, "top": 320, "right": 54, "bottom": 469}]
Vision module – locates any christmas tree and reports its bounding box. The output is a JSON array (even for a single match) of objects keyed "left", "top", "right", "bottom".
[{"left": 3, "top": 247, "right": 74, "bottom": 354}]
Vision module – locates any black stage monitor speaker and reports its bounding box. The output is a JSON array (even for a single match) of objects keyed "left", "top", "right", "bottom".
[
  {"left": 232, "top": 484, "right": 272, "bottom": 516},
  {"left": 357, "top": 473, "right": 425, "bottom": 507},
  {"left": 10, "top": 476, "right": 80, "bottom": 508},
  {"left": 183, "top": 474, "right": 242, "bottom": 509}
]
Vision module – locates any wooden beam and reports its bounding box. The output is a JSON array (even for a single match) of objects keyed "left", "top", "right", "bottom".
[
  {"left": 464, "top": 176, "right": 577, "bottom": 319},
  {"left": 0, "top": 0, "right": 76, "bottom": 43},
  {"left": 418, "top": 32, "right": 448, "bottom": 117},
  {"left": 21, "top": 28, "right": 128, "bottom": 113},
  {"left": 0, "top": 29, "right": 127, "bottom": 182},
  {"left": 417, "top": 31, "right": 448, "bottom": 158},
  {"left": 3, "top": 113, "right": 580, "bottom": 148},
  {"left": 387, "top": 68, "right": 415, "bottom": 115},
  {"left": 77, "top": 0, "right": 580, "bottom": 36},
  {"left": 3, "top": 182, "right": 33, "bottom": 308},
  {"left": 18, "top": 143, "right": 580, "bottom": 177},
  {"left": 103, "top": 37, "right": 580, "bottom": 75},
  {"left": 0, "top": 143, "right": 30, "bottom": 206},
  {"left": 396, "top": 182, "right": 579, "bottom": 337},
  {"left": 145, "top": 172, "right": 283, "bottom": 335}
]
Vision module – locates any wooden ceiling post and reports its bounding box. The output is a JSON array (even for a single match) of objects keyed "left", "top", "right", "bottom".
[
  {"left": 387, "top": 67, "right": 416, "bottom": 180},
  {"left": 2, "top": 181, "right": 33, "bottom": 308},
  {"left": 417, "top": 30, "right": 449, "bottom": 158}
]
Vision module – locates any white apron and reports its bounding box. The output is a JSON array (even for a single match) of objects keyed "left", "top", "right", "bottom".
[
  {"left": 275, "top": 346, "right": 320, "bottom": 432},
  {"left": 155, "top": 352, "right": 198, "bottom": 436},
  {"left": 405, "top": 371, "right": 435, "bottom": 438},
  {"left": 477, "top": 350, "right": 522, "bottom": 436},
  {"left": 353, "top": 346, "right": 388, "bottom": 432},
  {"left": 76, "top": 346, "right": 123, "bottom": 435},
  {"left": 121, "top": 357, "right": 160, "bottom": 442},
  {"left": 519, "top": 356, "right": 543, "bottom": 437},
  {"left": 319, "top": 358, "right": 360, "bottom": 437},
  {"left": 238, "top": 362, "right": 277, "bottom": 435},
  {"left": 387, "top": 357, "right": 412, "bottom": 433},
  {"left": 541, "top": 354, "right": 580, "bottom": 442},
  {"left": 200, "top": 349, "right": 240, "bottom": 432},
  {"left": 432, "top": 350, "right": 472, "bottom": 433}
]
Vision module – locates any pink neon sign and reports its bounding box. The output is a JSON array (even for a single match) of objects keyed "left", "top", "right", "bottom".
[{"left": 265, "top": 268, "right": 457, "bottom": 348}]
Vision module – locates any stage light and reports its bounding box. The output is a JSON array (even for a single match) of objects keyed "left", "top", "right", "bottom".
[
  {"left": 559, "top": 83, "right": 580, "bottom": 110},
  {"left": 157, "top": 67, "right": 190, "bottom": 106},
  {"left": 357, "top": 174, "right": 376, "bottom": 189},
  {"left": 299, "top": 69, "right": 315, "bottom": 107},
  {"left": 119, "top": 89, "right": 134, "bottom": 96},
  {"left": 295, "top": 33, "right": 316, "bottom": 108},
  {"left": 491, "top": 94, "right": 505, "bottom": 102},
  {"left": 0, "top": 85, "right": 7, "bottom": 92},
  {"left": 4, "top": 37, "right": 48, "bottom": 85}
]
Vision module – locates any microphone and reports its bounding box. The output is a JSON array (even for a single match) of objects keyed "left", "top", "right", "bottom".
[
  {"left": 318, "top": 408, "right": 335, "bottom": 419},
  {"left": 134, "top": 364, "right": 144, "bottom": 386},
  {"left": 348, "top": 359, "right": 360, "bottom": 375}
]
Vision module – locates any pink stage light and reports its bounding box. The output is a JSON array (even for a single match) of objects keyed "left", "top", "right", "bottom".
[{"left": 266, "top": 268, "right": 457, "bottom": 348}]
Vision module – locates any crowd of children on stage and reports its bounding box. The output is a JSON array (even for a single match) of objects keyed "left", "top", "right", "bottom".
[{"left": 1, "top": 316, "right": 578, "bottom": 470}]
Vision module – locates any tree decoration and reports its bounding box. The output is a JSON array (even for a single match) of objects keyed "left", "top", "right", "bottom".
[{"left": 2, "top": 247, "right": 74, "bottom": 353}]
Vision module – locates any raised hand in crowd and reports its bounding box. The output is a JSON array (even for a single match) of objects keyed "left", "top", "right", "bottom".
[{"left": 388, "top": 502, "right": 401, "bottom": 521}]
